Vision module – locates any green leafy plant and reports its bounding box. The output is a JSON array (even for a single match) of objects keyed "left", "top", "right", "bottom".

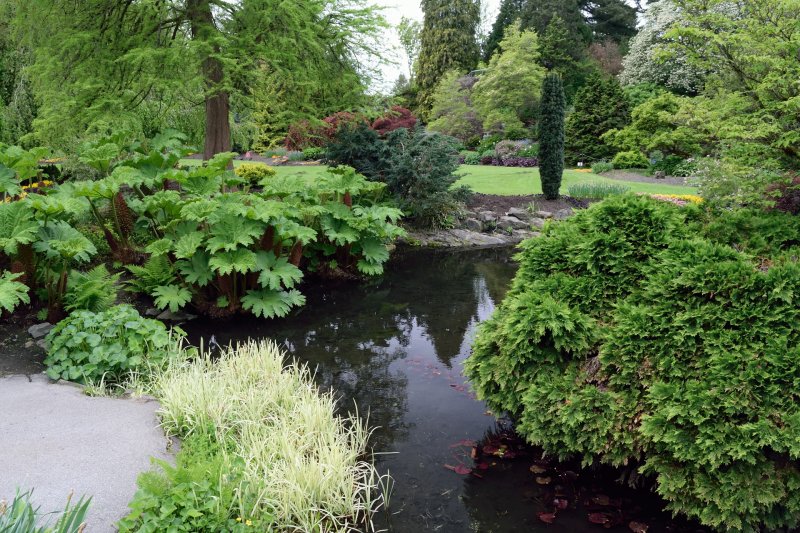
[
  {"left": 64, "top": 264, "right": 120, "bottom": 313},
  {"left": 611, "top": 150, "right": 649, "bottom": 169},
  {"left": 119, "top": 435, "right": 249, "bottom": 533},
  {"left": 0, "top": 489, "right": 91, "bottom": 533},
  {"left": 0, "top": 271, "right": 30, "bottom": 314},
  {"left": 44, "top": 304, "right": 185, "bottom": 384}
]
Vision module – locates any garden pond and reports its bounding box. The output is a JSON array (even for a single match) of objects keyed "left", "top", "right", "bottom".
[{"left": 184, "top": 247, "right": 703, "bottom": 533}]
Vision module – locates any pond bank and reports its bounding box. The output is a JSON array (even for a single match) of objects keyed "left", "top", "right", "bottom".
[{"left": 401, "top": 193, "right": 584, "bottom": 248}]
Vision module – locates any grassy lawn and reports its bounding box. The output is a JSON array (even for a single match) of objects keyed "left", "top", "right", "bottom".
[
  {"left": 456, "top": 166, "right": 698, "bottom": 196},
  {"left": 179, "top": 160, "right": 698, "bottom": 196}
]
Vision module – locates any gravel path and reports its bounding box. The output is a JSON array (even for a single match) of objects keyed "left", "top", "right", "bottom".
[{"left": 0, "top": 374, "right": 172, "bottom": 532}]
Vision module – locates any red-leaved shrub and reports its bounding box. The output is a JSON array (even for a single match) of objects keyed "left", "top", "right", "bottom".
[
  {"left": 371, "top": 106, "right": 417, "bottom": 136},
  {"left": 285, "top": 112, "right": 366, "bottom": 150}
]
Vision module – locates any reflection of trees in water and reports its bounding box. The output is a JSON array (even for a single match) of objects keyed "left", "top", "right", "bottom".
[
  {"left": 267, "top": 288, "right": 414, "bottom": 450},
  {"left": 186, "top": 247, "right": 518, "bottom": 451},
  {"left": 402, "top": 249, "right": 517, "bottom": 367}
]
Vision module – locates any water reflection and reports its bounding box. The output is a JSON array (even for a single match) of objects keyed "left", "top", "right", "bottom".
[{"left": 184, "top": 247, "right": 694, "bottom": 533}]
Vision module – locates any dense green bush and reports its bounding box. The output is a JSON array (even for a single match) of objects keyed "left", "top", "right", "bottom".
[
  {"left": 465, "top": 196, "right": 800, "bottom": 531},
  {"left": 612, "top": 150, "right": 649, "bottom": 169},
  {"left": 327, "top": 125, "right": 468, "bottom": 228},
  {"left": 44, "top": 305, "right": 185, "bottom": 384},
  {"left": 382, "top": 127, "right": 464, "bottom": 228},
  {"left": 462, "top": 151, "right": 481, "bottom": 165},
  {"left": 233, "top": 162, "right": 276, "bottom": 184},
  {"left": 591, "top": 161, "right": 614, "bottom": 174},
  {"left": 565, "top": 74, "right": 630, "bottom": 165},
  {"left": 302, "top": 146, "right": 325, "bottom": 160}
]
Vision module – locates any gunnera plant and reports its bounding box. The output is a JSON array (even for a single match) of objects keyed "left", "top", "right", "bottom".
[{"left": 465, "top": 194, "right": 800, "bottom": 531}]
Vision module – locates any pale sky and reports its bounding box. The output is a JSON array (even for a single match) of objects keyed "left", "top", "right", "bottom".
[{"left": 369, "top": 0, "right": 502, "bottom": 92}]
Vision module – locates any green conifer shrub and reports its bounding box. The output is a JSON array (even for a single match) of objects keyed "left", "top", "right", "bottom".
[
  {"left": 465, "top": 195, "right": 800, "bottom": 531},
  {"left": 538, "top": 73, "right": 566, "bottom": 200},
  {"left": 565, "top": 75, "right": 630, "bottom": 165}
]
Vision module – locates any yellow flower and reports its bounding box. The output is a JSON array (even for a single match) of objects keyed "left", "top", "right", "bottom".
[
  {"left": 245, "top": 519, "right": 253, "bottom": 526},
  {"left": 236, "top": 517, "right": 242, "bottom": 522}
]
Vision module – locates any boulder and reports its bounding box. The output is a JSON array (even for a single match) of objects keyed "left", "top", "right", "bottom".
[
  {"left": 554, "top": 208, "right": 574, "bottom": 220},
  {"left": 463, "top": 218, "right": 483, "bottom": 232},
  {"left": 506, "top": 207, "right": 531, "bottom": 221},
  {"left": 156, "top": 310, "right": 197, "bottom": 322},
  {"left": 498, "top": 216, "right": 530, "bottom": 230},
  {"left": 529, "top": 218, "right": 546, "bottom": 229},
  {"left": 27, "top": 323, "right": 53, "bottom": 340},
  {"left": 478, "top": 211, "right": 497, "bottom": 222},
  {"left": 535, "top": 210, "right": 554, "bottom": 219}
]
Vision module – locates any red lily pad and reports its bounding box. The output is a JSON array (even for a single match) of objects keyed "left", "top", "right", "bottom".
[{"left": 537, "top": 512, "right": 557, "bottom": 524}]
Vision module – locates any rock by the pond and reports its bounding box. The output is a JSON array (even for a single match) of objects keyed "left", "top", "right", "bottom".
[
  {"left": 530, "top": 218, "right": 547, "bottom": 229},
  {"left": 535, "top": 210, "right": 554, "bottom": 219},
  {"left": 554, "top": 208, "right": 574, "bottom": 220},
  {"left": 506, "top": 207, "right": 532, "bottom": 221},
  {"left": 36, "top": 339, "right": 48, "bottom": 351},
  {"left": 477, "top": 210, "right": 497, "bottom": 222},
  {"left": 498, "top": 216, "right": 530, "bottom": 230},
  {"left": 401, "top": 228, "right": 527, "bottom": 248},
  {"left": 463, "top": 218, "right": 483, "bottom": 232},
  {"left": 27, "top": 323, "right": 53, "bottom": 340},
  {"left": 144, "top": 308, "right": 160, "bottom": 317},
  {"left": 156, "top": 310, "right": 197, "bottom": 322}
]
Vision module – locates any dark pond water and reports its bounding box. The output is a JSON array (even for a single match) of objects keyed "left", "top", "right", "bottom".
[{"left": 184, "top": 248, "right": 703, "bottom": 533}]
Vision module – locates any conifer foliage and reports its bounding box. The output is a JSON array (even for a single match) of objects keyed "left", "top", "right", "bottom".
[
  {"left": 565, "top": 74, "right": 630, "bottom": 164},
  {"left": 465, "top": 196, "right": 800, "bottom": 531},
  {"left": 538, "top": 73, "right": 566, "bottom": 200},
  {"left": 417, "top": 0, "right": 481, "bottom": 113}
]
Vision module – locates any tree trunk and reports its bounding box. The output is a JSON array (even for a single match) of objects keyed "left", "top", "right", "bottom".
[
  {"left": 187, "top": 0, "right": 231, "bottom": 159},
  {"left": 202, "top": 56, "right": 231, "bottom": 159}
]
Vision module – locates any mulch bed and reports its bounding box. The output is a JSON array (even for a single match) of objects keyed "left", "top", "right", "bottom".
[{"left": 467, "top": 193, "right": 589, "bottom": 213}]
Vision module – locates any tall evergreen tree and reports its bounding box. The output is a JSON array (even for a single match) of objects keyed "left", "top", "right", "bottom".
[
  {"left": 417, "top": 0, "right": 481, "bottom": 114},
  {"left": 16, "top": 0, "right": 384, "bottom": 156},
  {"left": 538, "top": 73, "right": 565, "bottom": 200},
  {"left": 483, "top": 0, "right": 637, "bottom": 60},
  {"left": 483, "top": 0, "right": 525, "bottom": 62},
  {"left": 565, "top": 74, "right": 630, "bottom": 164}
]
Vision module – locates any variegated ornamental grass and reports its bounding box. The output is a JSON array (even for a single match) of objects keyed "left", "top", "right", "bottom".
[{"left": 150, "top": 340, "right": 389, "bottom": 532}]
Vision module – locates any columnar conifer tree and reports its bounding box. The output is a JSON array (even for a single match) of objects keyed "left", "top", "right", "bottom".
[
  {"left": 538, "top": 73, "right": 566, "bottom": 200},
  {"left": 417, "top": 0, "right": 481, "bottom": 114}
]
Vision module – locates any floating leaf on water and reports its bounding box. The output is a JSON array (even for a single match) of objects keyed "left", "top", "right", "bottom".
[
  {"left": 530, "top": 464, "right": 548, "bottom": 474},
  {"left": 449, "top": 439, "right": 477, "bottom": 448},
  {"left": 537, "top": 512, "right": 557, "bottom": 524},
  {"left": 553, "top": 498, "right": 569, "bottom": 510},
  {"left": 588, "top": 513, "right": 613, "bottom": 528},
  {"left": 535, "top": 476, "right": 552, "bottom": 485},
  {"left": 477, "top": 462, "right": 490, "bottom": 470},
  {"left": 591, "top": 494, "right": 611, "bottom": 506},
  {"left": 444, "top": 464, "right": 472, "bottom": 475},
  {"left": 629, "top": 521, "right": 649, "bottom": 533}
]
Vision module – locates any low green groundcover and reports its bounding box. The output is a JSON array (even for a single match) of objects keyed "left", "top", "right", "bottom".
[{"left": 465, "top": 195, "right": 800, "bottom": 531}]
